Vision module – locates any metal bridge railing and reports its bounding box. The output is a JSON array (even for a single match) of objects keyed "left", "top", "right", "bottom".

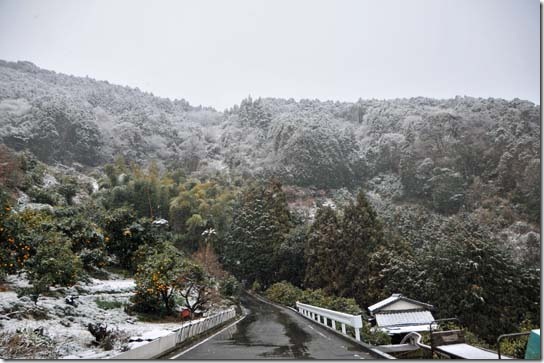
[{"left": 295, "top": 301, "right": 363, "bottom": 341}]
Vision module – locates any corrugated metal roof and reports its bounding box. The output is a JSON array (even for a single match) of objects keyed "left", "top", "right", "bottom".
[
  {"left": 376, "top": 310, "right": 435, "bottom": 327},
  {"left": 373, "top": 324, "right": 436, "bottom": 334},
  {"left": 368, "top": 293, "right": 435, "bottom": 313}
]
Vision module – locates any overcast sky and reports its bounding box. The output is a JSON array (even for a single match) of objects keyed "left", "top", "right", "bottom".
[{"left": 0, "top": 0, "right": 539, "bottom": 110}]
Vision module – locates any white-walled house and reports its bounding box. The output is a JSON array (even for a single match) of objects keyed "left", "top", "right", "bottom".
[{"left": 368, "top": 293, "right": 436, "bottom": 335}]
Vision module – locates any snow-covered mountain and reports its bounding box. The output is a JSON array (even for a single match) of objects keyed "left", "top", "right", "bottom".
[{"left": 0, "top": 60, "right": 540, "bottom": 263}]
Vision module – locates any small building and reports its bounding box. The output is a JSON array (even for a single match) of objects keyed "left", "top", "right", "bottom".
[{"left": 368, "top": 293, "right": 436, "bottom": 335}]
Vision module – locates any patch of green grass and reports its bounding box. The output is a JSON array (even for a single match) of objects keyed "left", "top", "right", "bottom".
[{"left": 95, "top": 298, "right": 123, "bottom": 310}]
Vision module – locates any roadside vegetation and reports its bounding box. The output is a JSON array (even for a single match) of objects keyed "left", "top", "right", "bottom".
[
  {"left": 0, "top": 145, "right": 539, "bottom": 354},
  {"left": 0, "top": 150, "right": 241, "bottom": 353}
]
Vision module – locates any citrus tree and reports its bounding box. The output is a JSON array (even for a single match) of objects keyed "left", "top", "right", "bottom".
[{"left": 131, "top": 242, "right": 184, "bottom": 315}]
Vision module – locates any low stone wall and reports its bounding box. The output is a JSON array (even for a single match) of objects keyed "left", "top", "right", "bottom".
[{"left": 111, "top": 308, "right": 237, "bottom": 359}]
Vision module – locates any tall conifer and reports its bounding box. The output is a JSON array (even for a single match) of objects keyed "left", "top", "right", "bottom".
[
  {"left": 304, "top": 207, "right": 340, "bottom": 292},
  {"left": 337, "top": 191, "right": 384, "bottom": 306}
]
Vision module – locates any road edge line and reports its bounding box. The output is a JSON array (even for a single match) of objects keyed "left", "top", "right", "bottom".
[{"left": 169, "top": 314, "right": 247, "bottom": 359}]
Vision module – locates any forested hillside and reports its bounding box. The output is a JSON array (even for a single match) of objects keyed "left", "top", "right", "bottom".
[
  {"left": 0, "top": 60, "right": 539, "bottom": 255},
  {"left": 0, "top": 60, "right": 540, "bottom": 355}
]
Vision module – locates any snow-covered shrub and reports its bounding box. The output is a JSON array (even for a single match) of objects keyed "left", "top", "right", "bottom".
[
  {"left": 56, "top": 176, "right": 79, "bottom": 205},
  {"left": 26, "top": 186, "right": 60, "bottom": 205},
  {"left": 87, "top": 323, "right": 129, "bottom": 351},
  {"left": 0, "top": 328, "right": 58, "bottom": 359},
  {"left": 16, "top": 284, "right": 46, "bottom": 305}
]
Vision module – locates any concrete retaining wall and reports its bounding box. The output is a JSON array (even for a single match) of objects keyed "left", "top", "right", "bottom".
[{"left": 111, "top": 308, "right": 237, "bottom": 359}]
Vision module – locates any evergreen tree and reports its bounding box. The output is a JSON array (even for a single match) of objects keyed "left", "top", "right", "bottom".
[
  {"left": 387, "top": 216, "right": 541, "bottom": 343},
  {"left": 222, "top": 180, "right": 291, "bottom": 288},
  {"left": 276, "top": 224, "right": 307, "bottom": 287},
  {"left": 304, "top": 207, "right": 340, "bottom": 293},
  {"left": 366, "top": 232, "right": 414, "bottom": 304},
  {"left": 337, "top": 191, "right": 385, "bottom": 306},
  {"left": 263, "top": 178, "right": 292, "bottom": 235},
  {"left": 412, "top": 219, "right": 540, "bottom": 343},
  {"left": 238, "top": 96, "right": 271, "bottom": 129}
]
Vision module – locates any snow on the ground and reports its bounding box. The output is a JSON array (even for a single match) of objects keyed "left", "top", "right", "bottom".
[
  {"left": 42, "top": 173, "right": 59, "bottom": 188},
  {"left": 0, "top": 272, "right": 232, "bottom": 359},
  {"left": 132, "top": 328, "right": 174, "bottom": 341},
  {"left": 79, "top": 277, "right": 135, "bottom": 293}
]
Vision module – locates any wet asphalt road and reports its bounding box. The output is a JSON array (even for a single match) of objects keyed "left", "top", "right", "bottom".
[{"left": 171, "top": 293, "right": 373, "bottom": 360}]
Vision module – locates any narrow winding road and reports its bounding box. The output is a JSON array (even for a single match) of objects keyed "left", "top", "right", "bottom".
[{"left": 168, "top": 293, "right": 374, "bottom": 359}]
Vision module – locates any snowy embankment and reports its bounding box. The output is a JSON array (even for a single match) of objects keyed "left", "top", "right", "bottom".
[{"left": 0, "top": 273, "right": 228, "bottom": 359}]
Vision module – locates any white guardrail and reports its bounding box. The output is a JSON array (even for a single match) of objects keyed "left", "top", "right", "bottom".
[
  {"left": 296, "top": 301, "right": 363, "bottom": 341},
  {"left": 111, "top": 308, "right": 237, "bottom": 359}
]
